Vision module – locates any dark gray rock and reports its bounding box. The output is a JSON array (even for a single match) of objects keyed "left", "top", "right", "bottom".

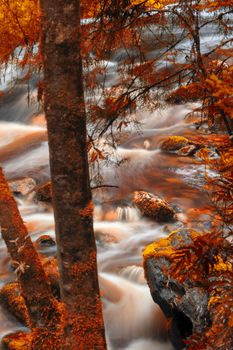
[{"left": 144, "top": 229, "right": 210, "bottom": 349}]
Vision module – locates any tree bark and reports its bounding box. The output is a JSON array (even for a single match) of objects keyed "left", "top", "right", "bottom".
[
  {"left": 40, "top": 1, "right": 106, "bottom": 349},
  {"left": 0, "top": 167, "right": 61, "bottom": 349}
]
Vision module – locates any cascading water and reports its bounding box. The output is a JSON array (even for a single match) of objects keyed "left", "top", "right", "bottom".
[
  {"left": 0, "top": 93, "right": 212, "bottom": 349},
  {"left": 0, "top": 20, "right": 218, "bottom": 348}
]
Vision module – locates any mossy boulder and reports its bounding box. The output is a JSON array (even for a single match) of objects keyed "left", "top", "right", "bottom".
[
  {"left": 0, "top": 261, "right": 60, "bottom": 328},
  {"left": 36, "top": 182, "right": 52, "bottom": 202},
  {"left": 1, "top": 331, "right": 31, "bottom": 350},
  {"left": 0, "top": 283, "right": 30, "bottom": 327},
  {"left": 143, "top": 229, "right": 233, "bottom": 350},
  {"left": 161, "top": 136, "right": 189, "bottom": 152},
  {"left": 133, "top": 191, "right": 176, "bottom": 222}
]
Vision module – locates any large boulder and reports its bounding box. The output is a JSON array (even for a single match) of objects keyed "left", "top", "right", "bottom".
[
  {"left": 133, "top": 191, "right": 176, "bottom": 222},
  {"left": 143, "top": 228, "right": 233, "bottom": 349},
  {"left": 160, "top": 136, "right": 189, "bottom": 152}
]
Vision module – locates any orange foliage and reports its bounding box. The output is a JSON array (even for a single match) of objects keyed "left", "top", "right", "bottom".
[
  {"left": 0, "top": 0, "right": 40, "bottom": 63},
  {"left": 206, "top": 66, "right": 233, "bottom": 119}
]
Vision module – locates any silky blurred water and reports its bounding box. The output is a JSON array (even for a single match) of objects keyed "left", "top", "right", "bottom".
[
  {"left": 0, "top": 95, "right": 214, "bottom": 350},
  {"left": 0, "top": 13, "right": 221, "bottom": 348}
]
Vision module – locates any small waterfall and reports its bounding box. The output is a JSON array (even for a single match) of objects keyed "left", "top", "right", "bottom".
[
  {"left": 0, "top": 85, "right": 210, "bottom": 350},
  {"left": 99, "top": 273, "right": 169, "bottom": 348},
  {"left": 116, "top": 206, "right": 140, "bottom": 222},
  {"left": 119, "top": 266, "right": 146, "bottom": 284}
]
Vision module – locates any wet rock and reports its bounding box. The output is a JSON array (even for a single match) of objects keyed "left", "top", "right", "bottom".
[
  {"left": 35, "top": 235, "right": 56, "bottom": 248},
  {"left": 36, "top": 181, "right": 52, "bottom": 202},
  {"left": 1, "top": 331, "right": 31, "bottom": 350},
  {"left": 0, "top": 282, "right": 30, "bottom": 327},
  {"left": 143, "top": 228, "right": 232, "bottom": 349},
  {"left": 95, "top": 231, "right": 119, "bottom": 246},
  {"left": 143, "top": 229, "right": 204, "bottom": 348},
  {"left": 9, "top": 178, "right": 36, "bottom": 196},
  {"left": 133, "top": 191, "right": 176, "bottom": 222},
  {"left": 160, "top": 136, "right": 189, "bottom": 152},
  {"left": 177, "top": 145, "right": 197, "bottom": 156}
]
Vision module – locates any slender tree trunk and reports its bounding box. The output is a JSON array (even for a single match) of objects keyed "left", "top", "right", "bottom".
[
  {"left": 0, "top": 167, "right": 61, "bottom": 349},
  {"left": 40, "top": 1, "right": 106, "bottom": 349}
]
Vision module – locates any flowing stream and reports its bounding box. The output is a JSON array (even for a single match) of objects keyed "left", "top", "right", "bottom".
[
  {"left": 0, "top": 92, "right": 213, "bottom": 350},
  {"left": 0, "top": 15, "right": 220, "bottom": 347}
]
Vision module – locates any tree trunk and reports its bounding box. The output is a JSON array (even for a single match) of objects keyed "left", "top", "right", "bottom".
[
  {"left": 40, "top": 1, "right": 106, "bottom": 349},
  {"left": 0, "top": 167, "right": 61, "bottom": 349}
]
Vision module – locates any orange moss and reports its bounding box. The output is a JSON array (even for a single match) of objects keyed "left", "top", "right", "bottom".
[
  {"left": 213, "top": 256, "right": 232, "bottom": 273},
  {"left": 80, "top": 201, "right": 94, "bottom": 218},
  {"left": 1, "top": 332, "right": 32, "bottom": 350},
  {"left": 31, "top": 328, "right": 63, "bottom": 350},
  {"left": 143, "top": 229, "right": 182, "bottom": 259},
  {"left": 161, "top": 136, "right": 189, "bottom": 151},
  {"left": 144, "top": 229, "right": 233, "bottom": 350},
  {"left": 70, "top": 251, "right": 97, "bottom": 280},
  {"left": 0, "top": 282, "right": 30, "bottom": 327},
  {"left": 60, "top": 297, "right": 106, "bottom": 350}
]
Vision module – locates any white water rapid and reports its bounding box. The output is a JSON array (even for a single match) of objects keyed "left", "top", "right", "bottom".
[{"left": 0, "top": 94, "right": 213, "bottom": 350}]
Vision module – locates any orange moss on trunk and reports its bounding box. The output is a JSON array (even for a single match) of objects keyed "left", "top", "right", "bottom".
[
  {"left": 39, "top": 0, "right": 106, "bottom": 348},
  {"left": 0, "top": 167, "right": 61, "bottom": 349}
]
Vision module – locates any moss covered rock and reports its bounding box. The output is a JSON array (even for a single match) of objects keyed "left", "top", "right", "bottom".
[
  {"left": 143, "top": 229, "right": 233, "bottom": 350},
  {"left": 1, "top": 331, "right": 31, "bottom": 350},
  {"left": 161, "top": 136, "right": 189, "bottom": 152},
  {"left": 0, "top": 283, "right": 30, "bottom": 327},
  {"left": 133, "top": 191, "right": 176, "bottom": 222}
]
